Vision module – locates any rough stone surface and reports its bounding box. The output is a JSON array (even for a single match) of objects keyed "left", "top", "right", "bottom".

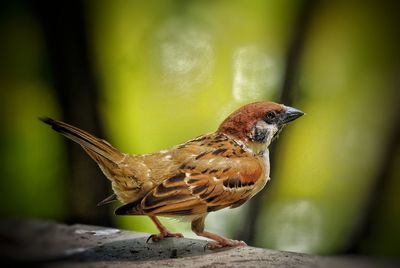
[{"left": 0, "top": 219, "right": 398, "bottom": 267}]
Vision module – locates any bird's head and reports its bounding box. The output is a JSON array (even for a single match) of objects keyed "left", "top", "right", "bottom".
[{"left": 218, "top": 101, "right": 304, "bottom": 154}]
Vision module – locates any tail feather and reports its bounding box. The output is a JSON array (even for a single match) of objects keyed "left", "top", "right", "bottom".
[
  {"left": 97, "top": 193, "right": 118, "bottom": 206},
  {"left": 40, "top": 117, "right": 124, "bottom": 164}
]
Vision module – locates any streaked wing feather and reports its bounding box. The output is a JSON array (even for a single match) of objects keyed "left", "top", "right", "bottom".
[
  {"left": 140, "top": 173, "right": 206, "bottom": 216},
  {"left": 116, "top": 133, "right": 265, "bottom": 217},
  {"left": 139, "top": 162, "right": 262, "bottom": 216}
]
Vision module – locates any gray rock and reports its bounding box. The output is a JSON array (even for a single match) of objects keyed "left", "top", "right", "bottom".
[{"left": 0, "top": 219, "right": 397, "bottom": 267}]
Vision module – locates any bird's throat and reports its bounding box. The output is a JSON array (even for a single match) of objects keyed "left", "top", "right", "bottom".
[
  {"left": 247, "top": 124, "right": 278, "bottom": 155},
  {"left": 247, "top": 141, "right": 269, "bottom": 156}
]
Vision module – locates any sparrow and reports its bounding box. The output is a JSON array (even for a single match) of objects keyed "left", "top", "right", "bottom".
[{"left": 40, "top": 101, "right": 303, "bottom": 249}]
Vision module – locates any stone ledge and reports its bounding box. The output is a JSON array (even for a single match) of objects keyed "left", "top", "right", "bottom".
[{"left": 0, "top": 219, "right": 397, "bottom": 268}]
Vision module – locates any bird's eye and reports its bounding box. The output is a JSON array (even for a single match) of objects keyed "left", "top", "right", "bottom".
[
  {"left": 264, "top": 111, "right": 278, "bottom": 124},
  {"left": 266, "top": 111, "right": 276, "bottom": 120}
]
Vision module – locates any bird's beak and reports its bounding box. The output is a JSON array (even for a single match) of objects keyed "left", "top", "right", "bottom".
[{"left": 280, "top": 106, "right": 304, "bottom": 124}]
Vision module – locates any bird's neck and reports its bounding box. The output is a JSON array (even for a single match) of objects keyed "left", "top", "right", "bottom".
[
  {"left": 246, "top": 141, "right": 270, "bottom": 156},
  {"left": 231, "top": 137, "right": 269, "bottom": 157},
  {"left": 224, "top": 124, "right": 277, "bottom": 156},
  {"left": 221, "top": 132, "right": 270, "bottom": 157}
]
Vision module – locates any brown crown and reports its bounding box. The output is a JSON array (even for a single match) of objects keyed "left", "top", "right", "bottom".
[{"left": 218, "top": 101, "right": 284, "bottom": 140}]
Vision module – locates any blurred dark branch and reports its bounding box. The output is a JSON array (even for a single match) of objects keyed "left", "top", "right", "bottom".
[
  {"left": 279, "top": 0, "right": 315, "bottom": 105},
  {"left": 31, "top": 1, "right": 113, "bottom": 226},
  {"left": 237, "top": 0, "right": 316, "bottom": 244},
  {"left": 344, "top": 98, "right": 400, "bottom": 253}
]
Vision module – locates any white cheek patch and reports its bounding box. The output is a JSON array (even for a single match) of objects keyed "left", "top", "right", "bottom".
[
  {"left": 264, "top": 124, "right": 279, "bottom": 147},
  {"left": 252, "top": 120, "right": 278, "bottom": 147}
]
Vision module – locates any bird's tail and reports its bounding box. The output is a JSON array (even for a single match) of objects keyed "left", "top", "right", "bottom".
[{"left": 40, "top": 117, "right": 125, "bottom": 164}]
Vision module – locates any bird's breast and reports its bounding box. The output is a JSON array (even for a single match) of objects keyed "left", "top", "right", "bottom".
[
  {"left": 263, "top": 149, "right": 270, "bottom": 179},
  {"left": 249, "top": 149, "right": 270, "bottom": 198}
]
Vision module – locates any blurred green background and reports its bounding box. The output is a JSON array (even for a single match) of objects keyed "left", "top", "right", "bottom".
[{"left": 1, "top": 0, "right": 399, "bottom": 257}]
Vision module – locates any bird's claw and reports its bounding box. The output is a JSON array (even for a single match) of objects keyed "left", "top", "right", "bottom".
[
  {"left": 146, "top": 231, "right": 184, "bottom": 243},
  {"left": 205, "top": 239, "right": 247, "bottom": 250},
  {"left": 146, "top": 234, "right": 154, "bottom": 243}
]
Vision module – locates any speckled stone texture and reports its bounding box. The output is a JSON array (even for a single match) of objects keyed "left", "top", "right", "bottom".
[{"left": 0, "top": 219, "right": 398, "bottom": 268}]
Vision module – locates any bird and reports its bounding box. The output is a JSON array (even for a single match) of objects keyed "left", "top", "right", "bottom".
[{"left": 40, "top": 101, "right": 304, "bottom": 249}]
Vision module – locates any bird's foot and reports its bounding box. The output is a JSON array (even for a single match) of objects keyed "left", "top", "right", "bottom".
[
  {"left": 206, "top": 239, "right": 247, "bottom": 250},
  {"left": 147, "top": 215, "right": 184, "bottom": 242},
  {"left": 147, "top": 230, "right": 184, "bottom": 243}
]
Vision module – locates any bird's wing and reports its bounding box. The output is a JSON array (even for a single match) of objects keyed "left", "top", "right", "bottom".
[{"left": 115, "top": 133, "right": 266, "bottom": 217}]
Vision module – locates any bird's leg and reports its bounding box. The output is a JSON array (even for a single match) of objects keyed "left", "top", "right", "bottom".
[
  {"left": 147, "top": 215, "right": 183, "bottom": 242},
  {"left": 191, "top": 216, "right": 247, "bottom": 250}
]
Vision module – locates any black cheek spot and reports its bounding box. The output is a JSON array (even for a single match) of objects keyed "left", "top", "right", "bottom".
[{"left": 253, "top": 131, "right": 266, "bottom": 143}]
